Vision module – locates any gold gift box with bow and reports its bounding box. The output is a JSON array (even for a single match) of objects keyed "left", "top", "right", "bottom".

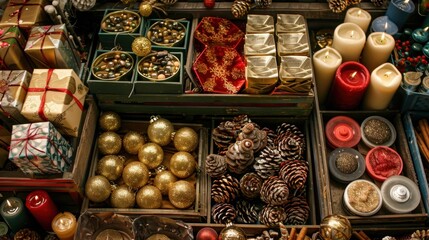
[{"left": 0, "top": 0, "right": 49, "bottom": 32}]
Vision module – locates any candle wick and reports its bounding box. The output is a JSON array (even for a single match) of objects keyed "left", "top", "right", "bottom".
[
  {"left": 380, "top": 33, "right": 386, "bottom": 43},
  {"left": 350, "top": 71, "right": 357, "bottom": 78},
  {"left": 384, "top": 71, "right": 392, "bottom": 78}
]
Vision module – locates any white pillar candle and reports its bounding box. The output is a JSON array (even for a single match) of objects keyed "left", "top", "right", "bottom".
[
  {"left": 344, "top": 8, "right": 372, "bottom": 33},
  {"left": 361, "top": 32, "right": 395, "bottom": 73},
  {"left": 362, "top": 63, "right": 402, "bottom": 110},
  {"left": 312, "top": 46, "right": 342, "bottom": 104},
  {"left": 332, "top": 23, "right": 366, "bottom": 62}
]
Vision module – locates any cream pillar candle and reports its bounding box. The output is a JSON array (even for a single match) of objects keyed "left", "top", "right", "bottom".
[
  {"left": 312, "top": 47, "right": 342, "bottom": 104},
  {"left": 362, "top": 63, "right": 402, "bottom": 110},
  {"left": 361, "top": 32, "right": 395, "bottom": 72},
  {"left": 344, "top": 8, "right": 372, "bottom": 33},
  {"left": 332, "top": 23, "right": 366, "bottom": 62}
]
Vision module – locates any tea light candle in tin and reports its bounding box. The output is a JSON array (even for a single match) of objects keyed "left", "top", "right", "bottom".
[
  {"left": 92, "top": 51, "right": 134, "bottom": 81},
  {"left": 361, "top": 116, "right": 396, "bottom": 148},
  {"left": 101, "top": 10, "right": 141, "bottom": 33},
  {"left": 138, "top": 50, "right": 180, "bottom": 81},
  {"left": 402, "top": 71, "right": 423, "bottom": 91},
  {"left": 419, "top": 76, "right": 429, "bottom": 94},
  {"left": 343, "top": 179, "right": 382, "bottom": 216},
  {"left": 381, "top": 175, "right": 421, "bottom": 214},
  {"left": 146, "top": 20, "right": 186, "bottom": 47}
]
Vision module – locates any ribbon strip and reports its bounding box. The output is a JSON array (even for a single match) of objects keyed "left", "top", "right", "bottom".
[{"left": 27, "top": 69, "right": 83, "bottom": 122}]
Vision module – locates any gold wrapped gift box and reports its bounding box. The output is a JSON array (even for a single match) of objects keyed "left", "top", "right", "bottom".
[
  {"left": 21, "top": 69, "right": 88, "bottom": 137},
  {"left": 0, "top": 0, "right": 49, "bottom": 33},
  {"left": 25, "top": 24, "right": 81, "bottom": 73},
  {"left": 0, "top": 26, "right": 34, "bottom": 71}
]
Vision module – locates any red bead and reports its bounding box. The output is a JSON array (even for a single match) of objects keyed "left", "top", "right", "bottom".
[
  {"left": 204, "top": 0, "right": 215, "bottom": 8},
  {"left": 196, "top": 227, "right": 218, "bottom": 240}
]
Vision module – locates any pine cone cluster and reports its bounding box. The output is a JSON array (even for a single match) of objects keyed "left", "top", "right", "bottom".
[
  {"left": 236, "top": 200, "right": 261, "bottom": 224},
  {"left": 260, "top": 176, "right": 289, "bottom": 206},
  {"left": 205, "top": 154, "right": 227, "bottom": 178},
  {"left": 239, "top": 172, "right": 263, "bottom": 199},
  {"left": 411, "top": 230, "right": 429, "bottom": 239},
  {"left": 237, "top": 123, "right": 268, "bottom": 152},
  {"left": 211, "top": 174, "right": 240, "bottom": 203},
  {"left": 284, "top": 196, "right": 310, "bottom": 225},
  {"left": 254, "top": 146, "right": 284, "bottom": 179},
  {"left": 225, "top": 139, "right": 254, "bottom": 174},
  {"left": 259, "top": 205, "right": 287, "bottom": 227},
  {"left": 13, "top": 229, "right": 41, "bottom": 240},
  {"left": 279, "top": 160, "right": 309, "bottom": 190},
  {"left": 327, "top": 0, "right": 348, "bottom": 13},
  {"left": 212, "top": 203, "right": 236, "bottom": 224},
  {"left": 212, "top": 115, "right": 255, "bottom": 154}
]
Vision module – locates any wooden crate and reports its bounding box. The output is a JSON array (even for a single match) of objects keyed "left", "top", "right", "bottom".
[
  {"left": 0, "top": 97, "right": 99, "bottom": 204},
  {"left": 311, "top": 110, "right": 428, "bottom": 226}
]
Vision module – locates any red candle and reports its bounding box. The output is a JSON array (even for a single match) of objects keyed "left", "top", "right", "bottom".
[
  {"left": 328, "top": 61, "right": 370, "bottom": 110},
  {"left": 25, "top": 190, "right": 59, "bottom": 231}
]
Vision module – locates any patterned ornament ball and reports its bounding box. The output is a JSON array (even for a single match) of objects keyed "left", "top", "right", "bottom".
[
  {"left": 85, "top": 175, "right": 111, "bottom": 203},
  {"left": 97, "top": 131, "right": 122, "bottom": 155},
  {"left": 320, "top": 215, "right": 353, "bottom": 240},
  {"left": 132, "top": 36, "right": 152, "bottom": 57},
  {"left": 122, "top": 161, "right": 149, "bottom": 189},
  {"left": 173, "top": 127, "right": 199, "bottom": 152},
  {"left": 219, "top": 224, "right": 246, "bottom": 240},
  {"left": 147, "top": 116, "right": 174, "bottom": 146},
  {"left": 204, "top": 0, "right": 215, "bottom": 9},
  {"left": 110, "top": 185, "right": 136, "bottom": 208},
  {"left": 123, "top": 131, "right": 145, "bottom": 155},
  {"left": 99, "top": 111, "right": 121, "bottom": 132},
  {"left": 138, "top": 142, "right": 164, "bottom": 169},
  {"left": 136, "top": 185, "right": 163, "bottom": 209},
  {"left": 139, "top": 1, "right": 153, "bottom": 17},
  {"left": 196, "top": 227, "right": 218, "bottom": 240},
  {"left": 168, "top": 180, "right": 196, "bottom": 209},
  {"left": 154, "top": 170, "right": 177, "bottom": 195},
  {"left": 97, "top": 155, "right": 124, "bottom": 181},
  {"left": 170, "top": 151, "right": 196, "bottom": 178}
]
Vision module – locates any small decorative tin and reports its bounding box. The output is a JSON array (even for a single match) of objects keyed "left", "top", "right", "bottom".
[
  {"left": 244, "top": 33, "right": 276, "bottom": 56},
  {"left": 402, "top": 71, "right": 423, "bottom": 92},
  {"left": 91, "top": 51, "right": 134, "bottom": 81},
  {"left": 276, "top": 14, "right": 306, "bottom": 34},
  {"left": 246, "top": 15, "right": 274, "bottom": 34},
  {"left": 146, "top": 19, "right": 187, "bottom": 47},
  {"left": 366, "top": 146, "right": 403, "bottom": 182},
  {"left": 361, "top": 116, "right": 396, "bottom": 148},
  {"left": 381, "top": 175, "right": 421, "bottom": 214},
  {"left": 328, "top": 148, "right": 365, "bottom": 183},
  {"left": 244, "top": 55, "right": 278, "bottom": 94},
  {"left": 278, "top": 56, "right": 312, "bottom": 93},
  {"left": 418, "top": 76, "right": 429, "bottom": 94},
  {"left": 325, "top": 116, "right": 361, "bottom": 149},
  {"left": 137, "top": 50, "right": 181, "bottom": 82},
  {"left": 343, "top": 179, "right": 382, "bottom": 216},
  {"left": 277, "top": 33, "right": 309, "bottom": 56}
]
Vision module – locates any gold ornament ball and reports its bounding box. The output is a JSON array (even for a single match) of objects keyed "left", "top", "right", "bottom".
[
  {"left": 138, "top": 142, "right": 164, "bottom": 169},
  {"left": 147, "top": 116, "right": 174, "bottom": 146},
  {"left": 168, "top": 180, "right": 195, "bottom": 209},
  {"left": 219, "top": 225, "right": 246, "bottom": 240},
  {"left": 320, "top": 215, "right": 352, "bottom": 240},
  {"left": 97, "top": 155, "right": 124, "bottom": 181},
  {"left": 154, "top": 170, "right": 177, "bottom": 195},
  {"left": 98, "top": 131, "right": 122, "bottom": 155},
  {"left": 136, "top": 185, "right": 162, "bottom": 209},
  {"left": 132, "top": 37, "right": 152, "bottom": 57},
  {"left": 147, "top": 234, "right": 171, "bottom": 240},
  {"left": 173, "top": 127, "right": 199, "bottom": 152},
  {"left": 123, "top": 131, "right": 145, "bottom": 155},
  {"left": 110, "top": 185, "right": 136, "bottom": 208},
  {"left": 122, "top": 161, "right": 149, "bottom": 189},
  {"left": 170, "top": 151, "right": 196, "bottom": 179},
  {"left": 85, "top": 175, "right": 111, "bottom": 203},
  {"left": 99, "top": 112, "right": 121, "bottom": 132},
  {"left": 139, "top": 2, "right": 153, "bottom": 17},
  {"left": 96, "top": 229, "right": 124, "bottom": 240}
]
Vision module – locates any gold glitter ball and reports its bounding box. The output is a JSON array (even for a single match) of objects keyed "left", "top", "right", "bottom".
[
  {"left": 122, "top": 161, "right": 149, "bottom": 189},
  {"left": 99, "top": 111, "right": 121, "bottom": 132},
  {"left": 132, "top": 36, "right": 152, "bottom": 57},
  {"left": 169, "top": 151, "right": 196, "bottom": 179},
  {"left": 138, "top": 142, "right": 164, "bottom": 169},
  {"left": 136, "top": 185, "right": 162, "bottom": 209},
  {"left": 97, "top": 131, "right": 122, "bottom": 155},
  {"left": 123, "top": 131, "right": 145, "bottom": 155},
  {"left": 85, "top": 175, "right": 111, "bottom": 203},
  {"left": 168, "top": 180, "right": 195, "bottom": 209},
  {"left": 97, "top": 155, "right": 124, "bottom": 181},
  {"left": 154, "top": 170, "right": 177, "bottom": 195},
  {"left": 147, "top": 116, "right": 174, "bottom": 146},
  {"left": 173, "top": 127, "right": 199, "bottom": 152},
  {"left": 110, "top": 185, "right": 136, "bottom": 208},
  {"left": 139, "top": 2, "right": 153, "bottom": 17}
]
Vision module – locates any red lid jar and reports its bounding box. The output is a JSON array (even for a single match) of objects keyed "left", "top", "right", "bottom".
[
  {"left": 365, "top": 146, "right": 403, "bottom": 182},
  {"left": 325, "top": 116, "right": 361, "bottom": 148}
]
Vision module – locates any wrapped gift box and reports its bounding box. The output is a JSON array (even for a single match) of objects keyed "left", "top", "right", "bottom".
[
  {"left": 25, "top": 24, "right": 81, "bottom": 73},
  {"left": 0, "top": 0, "right": 49, "bottom": 33},
  {"left": 0, "top": 26, "right": 34, "bottom": 71},
  {"left": 21, "top": 69, "right": 88, "bottom": 137},
  {"left": 0, "top": 70, "right": 32, "bottom": 124},
  {"left": 8, "top": 121, "right": 73, "bottom": 175}
]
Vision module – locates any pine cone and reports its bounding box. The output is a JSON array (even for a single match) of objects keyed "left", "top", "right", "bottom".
[
  {"left": 275, "top": 132, "right": 305, "bottom": 160},
  {"left": 279, "top": 160, "right": 309, "bottom": 190},
  {"left": 327, "top": 0, "right": 348, "bottom": 13},
  {"left": 276, "top": 123, "right": 303, "bottom": 137},
  {"left": 205, "top": 154, "right": 227, "bottom": 178},
  {"left": 239, "top": 172, "right": 263, "bottom": 199},
  {"left": 252, "top": 230, "right": 280, "bottom": 240},
  {"left": 411, "top": 230, "right": 429, "bottom": 239},
  {"left": 254, "top": 0, "right": 272, "bottom": 8},
  {"left": 211, "top": 174, "right": 240, "bottom": 203},
  {"left": 254, "top": 146, "right": 284, "bottom": 179},
  {"left": 231, "top": 0, "right": 252, "bottom": 19},
  {"left": 262, "top": 127, "right": 277, "bottom": 148},
  {"left": 371, "top": 0, "right": 386, "bottom": 7},
  {"left": 283, "top": 196, "right": 310, "bottom": 225},
  {"left": 260, "top": 176, "right": 289, "bottom": 206},
  {"left": 348, "top": 0, "right": 360, "bottom": 5},
  {"left": 236, "top": 200, "right": 261, "bottom": 224},
  {"left": 13, "top": 229, "right": 41, "bottom": 240},
  {"left": 259, "top": 205, "right": 287, "bottom": 227},
  {"left": 225, "top": 139, "right": 254, "bottom": 174},
  {"left": 212, "top": 121, "right": 240, "bottom": 153},
  {"left": 232, "top": 114, "right": 254, "bottom": 127},
  {"left": 212, "top": 203, "right": 236, "bottom": 224},
  {"left": 237, "top": 123, "right": 268, "bottom": 153}
]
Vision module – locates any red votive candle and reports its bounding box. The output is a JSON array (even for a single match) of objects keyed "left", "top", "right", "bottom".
[
  {"left": 328, "top": 61, "right": 370, "bottom": 110},
  {"left": 25, "top": 190, "right": 59, "bottom": 231}
]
